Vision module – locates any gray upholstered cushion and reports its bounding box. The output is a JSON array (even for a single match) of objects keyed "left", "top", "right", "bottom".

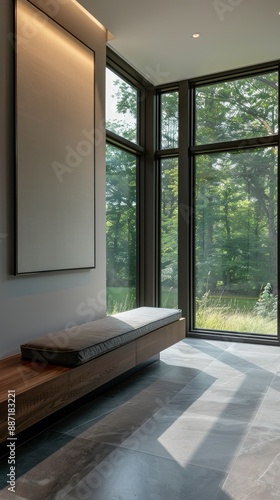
[{"left": 20, "top": 307, "right": 182, "bottom": 366}]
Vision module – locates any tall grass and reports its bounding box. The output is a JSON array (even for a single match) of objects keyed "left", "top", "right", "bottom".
[
  {"left": 107, "top": 287, "right": 277, "bottom": 335},
  {"left": 196, "top": 286, "right": 277, "bottom": 334},
  {"left": 196, "top": 306, "right": 277, "bottom": 335},
  {"left": 107, "top": 287, "right": 136, "bottom": 315}
]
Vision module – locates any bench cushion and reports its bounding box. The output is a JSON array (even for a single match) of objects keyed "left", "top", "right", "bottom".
[{"left": 20, "top": 307, "right": 182, "bottom": 366}]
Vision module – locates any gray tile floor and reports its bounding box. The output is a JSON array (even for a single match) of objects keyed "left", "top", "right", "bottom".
[{"left": 1, "top": 338, "right": 280, "bottom": 499}]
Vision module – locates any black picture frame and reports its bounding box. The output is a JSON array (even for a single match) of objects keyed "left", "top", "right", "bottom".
[{"left": 15, "top": 0, "right": 95, "bottom": 274}]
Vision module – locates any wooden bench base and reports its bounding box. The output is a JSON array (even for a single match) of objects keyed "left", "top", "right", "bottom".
[{"left": 0, "top": 317, "right": 185, "bottom": 443}]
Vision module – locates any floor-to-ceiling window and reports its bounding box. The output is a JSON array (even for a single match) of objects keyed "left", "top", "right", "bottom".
[
  {"left": 106, "top": 144, "right": 137, "bottom": 312},
  {"left": 160, "top": 157, "right": 179, "bottom": 308},
  {"left": 106, "top": 50, "right": 279, "bottom": 343},
  {"left": 191, "top": 68, "right": 279, "bottom": 338},
  {"left": 105, "top": 61, "right": 145, "bottom": 313},
  {"left": 158, "top": 91, "right": 179, "bottom": 308}
]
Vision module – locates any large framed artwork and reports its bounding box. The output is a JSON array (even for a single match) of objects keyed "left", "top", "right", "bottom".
[{"left": 15, "top": 0, "right": 95, "bottom": 274}]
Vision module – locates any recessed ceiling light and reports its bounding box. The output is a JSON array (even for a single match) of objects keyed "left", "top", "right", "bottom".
[{"left": 192, "top": 33, "right": 200, "bottom": 39}]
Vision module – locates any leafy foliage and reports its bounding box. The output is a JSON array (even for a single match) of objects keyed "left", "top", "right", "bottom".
[
  {"left": 106, "top": 69, "right": 279, "bottom": 331},
  {"left": 161, "top": 158, "right": 178, "bottom": 291},
  {"left": 196, "top": 72, "right": 278, "bottom": 144},
  {"left": 106, "top": 68, "right": 138, "bottom": 143},
  {"left": 106, "top": 145, "right": 136, "bottom": 292},
  {"left": 161, "top": 92, "right": 179, "bottom": 149},
  {"left": 195, "top": 72, "right": 278, "bottom": 322},
  {"left": 254, "top": 283, "right": 278, "bottom": 320},
  {"left": 195, "top": 147, "right": 277, "bottom": 299}
]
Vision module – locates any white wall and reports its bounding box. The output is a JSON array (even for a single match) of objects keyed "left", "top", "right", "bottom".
[{"left": 0, "top": 0, "right": 107, "bottom": 358}]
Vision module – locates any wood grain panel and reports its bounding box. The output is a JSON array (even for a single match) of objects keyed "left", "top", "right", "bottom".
[
  {"left": 0, "top": 343, "right": 135, "bottom": 442},
  {"left": 0, "top": 355, "right": 70, "bottom": 401},
  {"left": 136, "top": 318, "right": 186, "bottom": 364},
  {"left": 0, "top": 318, "right": 186, "bottom": 443}
]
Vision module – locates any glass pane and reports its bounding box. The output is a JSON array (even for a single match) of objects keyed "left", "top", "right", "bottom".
[
  {"left": 160, "top": 92, "right": 179, "bottom": 149},
  {"left": 106, "top": 68, "right": 138, "bottom": 143},
  {"left": 195, "top": 72, "right": 278, "bottom": 145},
  {"left": 106, "top": 145, "right": 137, "bottom": 313},
  {"left": 195, "top": 148, "right": 278, "bottom": 335},
  {"left": 160, "top": 158, "right": 178, "bottom": 308}
]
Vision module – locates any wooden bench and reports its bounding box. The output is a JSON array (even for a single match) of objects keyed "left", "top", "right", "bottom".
[{"left": 0, "top": 308, "right": 185, "bottom": 443}]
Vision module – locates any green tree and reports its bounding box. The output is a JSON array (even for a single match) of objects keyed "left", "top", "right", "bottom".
[
  {"left": 106, "top": 145, "right": 136, "bottom": 289},
  {"left": 195, "top": 71, "right": 278, "bottom": 307},
  {"left": 161, "top": 158, "right": 178, "bottom": 291}
]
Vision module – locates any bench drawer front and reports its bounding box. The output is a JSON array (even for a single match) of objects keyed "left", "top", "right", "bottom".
[
  {"left": 136, "top": 318, "right": 186, "bottom": 364},
  {"left": 0, "top": 343, "right": 136, "bottom": 442}
]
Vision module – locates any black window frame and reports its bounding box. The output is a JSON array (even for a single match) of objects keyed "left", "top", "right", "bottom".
[
  {"left": 107, "top": 48, "right": 280, "bottom": 346},
  {"left": 188, "top": 62, "right": 280, "bottom": 345},
  {"left": 106, "top": 48, "right": 157, "bottom": 309}
]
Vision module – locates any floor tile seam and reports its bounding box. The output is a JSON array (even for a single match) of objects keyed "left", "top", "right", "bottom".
[
  {"left": 0, "top": 487, "right": 29, "bottom": 500},
  {"left": 205, "top": 361, "right": 276, "bottom": 383},
  {"left": 185, "top": 342, "right": 228, "bottom": 365},
  {"left": 266, "top": 371, "right": 280, "bottom": 392},
  {"left": 180, "top": 409, "right": 261, "bottom": 425},
  {"left": 99, "top": 385, "right": 189, "bottom": 413},
  {"left": 15, "top": 439, "right": 125, "bottom": 488},
  {"left": 1, "top": 434, "right": 116, "bottom": 484},
  {"left": 209, "top": 341, "right": 265, "bottom": 365},
  {"left": 187, "top": 339, "right": 230, "bottom": 359},
  {"left": 2, "top": 426, "right": 92, "bottom": 460},
  {"left": 52, "top": 399, "right": 135, "bottom": 436},
  {"left": 175, "top": 348, "right": 241, "bottom": 390},
  {"left": 269, "top": 370, "right": 280, "bottom": 389},
  {"left": 152, "top": 393, "right": 264, "bottom": 420},
  {"left": 60, "top": 402, "right": 131, "bottom": 430},
  {"left": 216, "top": 418, "right": 255, "bottom": 490},
  {"left": 117, "top": 442, "right": 229, "bottom": 476},
  {"left": 117, "top": 444, "right": 184, "bottom": 465},
  {"left": 175, "top": 363, "right": 218, "bottom": 393},
  {"left": 55, "top": 454, "right": 228, "bottom": 500},
  {"left": 116, "top": 417, "right": 251, "bottom": 450},
  {"left": 196, "top": 342, "right": 237, "bottom": 369},
  {"left": 105, "top": 382, "right": 188, "bottom": 403},
  {"left": 245, "top": 375, "right": 276, "bottom": 430},
  {"left": 7, "top": 427, "right": 68, "bottom": 457},
  {"left": 59, "top": 398, "right": 186, "bottom": 442},
  {"left": 186, "top": 458, "right": 231, "bottom": 474}
]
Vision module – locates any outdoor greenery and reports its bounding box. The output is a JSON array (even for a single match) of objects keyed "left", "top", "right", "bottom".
[
  {"left": 106, "top": 145, "right": 137, "bottom": 312},
  {"left": 195, "top": 147, "right": 277, "bottom": 298},
  {"left": 254, "top": 282, "right": 278, "bottom": 320},
  {"left": 106, "top": 68, "right": 278, "bottom": 334},
  {"left": 107, "top": 287, "right": 136, "bottom": 315},
  {"left": 196, "top": 305, "right": 277, "bottom": 335},
  {"left": 161, "top": 157, "right": 178, "bottom": 299},
  {"left": 194, "top": 72, "right": 278, "bottom": 334}
]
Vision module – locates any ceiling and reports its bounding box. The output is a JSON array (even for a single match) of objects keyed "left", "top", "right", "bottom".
[{"left": 78, "top": 0, "right": 280, "bottom": 85}]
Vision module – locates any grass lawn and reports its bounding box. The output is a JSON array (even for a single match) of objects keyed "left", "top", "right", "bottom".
[
  {"left": 107, "top": 287, "right": 277, "bottom": 335},
  {"left": 107, "top": 287, "right": 136, "bottom": 315},
  {"left": 196, "top": 306, "right": 277, "bottom": 335}
]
